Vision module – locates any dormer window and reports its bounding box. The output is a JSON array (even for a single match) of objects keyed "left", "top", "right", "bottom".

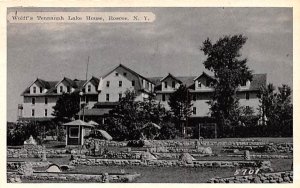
[
  {"left": 67, "top": 86, "right": 71, "bottom": 93},
  {"left": 40, "top": 87, "right": 43, "bottom": 93},
  {"left": 88, "top": 85, "right": 91, "bottom": 92},
  {"left": 241, "top": 80, "right": 247, "bottom": 86},
  {"left": 198, "top": 82, "right": 202, "bottom": 88},
  {"left": 164, "top": 81, "right": 167, "bottom": 88},
  {"left": 33, "top": 87, "right": 36, "bottom": 93},
  {"left": 60, "top": 86, "right": 63, "bottom": 93},
  {"left": 132, "top": 80, "right": 135, "bottom": 86},
  {"left": 172, "top": 81, "right": 175, "bottom": 88}
]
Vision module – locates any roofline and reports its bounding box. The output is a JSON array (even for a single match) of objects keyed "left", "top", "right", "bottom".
[
  {"left": 82, "top": 76, "right": 99, "bottom": 87},
  {"left": 54, "top": 77, "right": 72, "bottom": 88},
  {"left": 20, "top": 78, "right": 50, "bottom": 96},
  {"left": 193, "top": 72, "right": 215, "bottom": 81},
  {"left": 100, "top": 64, "right": 155, "bottom": 84},
  {"left": 160, "top": 73, "right": 182, "bottom": 83}
]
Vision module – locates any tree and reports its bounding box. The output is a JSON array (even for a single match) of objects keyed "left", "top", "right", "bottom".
[
  {"left": 7, "top": 121, "right": 43, "bottom": 146},
  {"left": 257, "top": 84, "right": 277, "bottom": 125},
  {"left": 168, "top": 84, "right": 192, "bottom": 137},
  {"left": 200, "top": 35, "right": 253, "bottom": 137},
  {"left": 103, "top": 90, "right": 171, "bottom": 140},
  {"left": 52, "top": 92, "right": 80, "bottom": 121},
  {"left": 258, "top": 84, "right": 293, "bottom": 136}
]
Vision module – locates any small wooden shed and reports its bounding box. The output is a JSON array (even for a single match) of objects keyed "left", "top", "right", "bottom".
[{"left": 63, "top": 120, "right": 94, "bottom": 145}]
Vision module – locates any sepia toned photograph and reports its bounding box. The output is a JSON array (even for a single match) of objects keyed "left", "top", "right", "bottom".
[{"left": 6, "top": 7, "right": 293, "bottom": 183}]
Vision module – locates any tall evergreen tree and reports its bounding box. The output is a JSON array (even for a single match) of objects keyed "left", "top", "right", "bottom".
[
  {"left": 168, "top": 84, "right": 192, "bottom": 137},
  {"left": 201, "top": 35, "right": 253, "bottom": 136},
  {"left": 52, "top": 92, "right": 80, "bottom": 121}
]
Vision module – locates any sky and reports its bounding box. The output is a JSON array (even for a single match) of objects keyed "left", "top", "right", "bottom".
[{"left": 7, "top": 7, "right": 293, "bottom": 122}]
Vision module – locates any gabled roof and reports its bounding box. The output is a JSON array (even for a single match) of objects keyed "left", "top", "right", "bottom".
[
  {"left": 21, "top": 78, "right": 59, "bottom": 96},
  {"left": 100, "top": 64, "right": 155, "bottom": 84},
  {"left": 83, "top": 76, "right": 100, "bottom": 87},
  {"left": 160, "top": 73, "right": 182, "bottom": 83},
  {"left": 55, "top": 77, "right": 79, "bottom": 88},
  {"left": 22, "top": 78, "right": 86, "bottom": 96},
  {"left": 193, "top": 71, "right": 215, "bottom": 81},
  {"left": 63, "top": 119, "right": 94, "bottom": 127},
  {"left": 148, "top": 76, "right": 195, "bottom": 91}
]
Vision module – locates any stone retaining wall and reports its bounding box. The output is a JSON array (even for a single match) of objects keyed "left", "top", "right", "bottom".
[
  {"left": 7, "top": 171, "right": 140, "bottom": 183},
  {"left": 83, "top": 138, "right": 127, "bottom": 148},
  {"left": 223, "top": 143, "right": 293, "bottom": 153},
  {"left": 207, "top": 171, "right": 293, "bottom": 183},
  {"left": 69, "top": 155, "right": 271, "bottom": 169},
  {"left": 227, "top": 154, "right": 292, "bottom": 159},
  {"left": 7, "top": 161, "right": 50, "bottom": 170},
  {"left": 7, "top": 146, "right": 68, "bottom": 158}
]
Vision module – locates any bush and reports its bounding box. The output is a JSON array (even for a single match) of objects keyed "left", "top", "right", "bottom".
[
  {"left": 7, "top": 121, "right": 43, "bottom": 146},
  {"left": 158, "top": 122, "right": 177, "bottom": 140},
  {"left": 127, "top": 140, "right": 145, "bottom": 147}
]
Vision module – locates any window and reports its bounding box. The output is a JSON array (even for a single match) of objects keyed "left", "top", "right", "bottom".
[
  {"left": 198, "top": 81, "right": 202, "bottom": 88},
  {"left": 193, "top": 94, "right": 196, "bottom": 101},
  {"left": 119, "top": 93, "right": 122, "bottom": 101},
  {"left": 106, "top": 81, "right": 110, "bottom": 87},
  {"left": 32, "top": 98, "right": 35, "bottom": 105},
  {"left": 115, "top": 72, "right": 119, "bottom": 76},
  {"left": 193, "top": 107, "right": 197, "bottom": 115},
  {"left": 86, "top": 97, "right": 89, "bottom": 103},
  {"left": 60, "top": 86, "right": 63, "bottom": 93},
  {"left": 31, "top": 109, "right": 35, "bottom": 117},
  {"left": 241, "top": 81, "right": 247, "bottom": 86},
  {"left": 132, "top": 80, "right": 135, "bottom": 86},
  {"left": 33, "top": 86, "right": 36, "bottom": 93},
  {"left": 88, "top": 85, "right": 91, "bottom": 92},
  {"left": 123, "top": 72, "right": 127, "bottom": 77},
  {"left": 67, "top": 86, "right": 71, "bottom": 93},
  {"left": 44, "top": 109, "right": 48, "bottom": 117},
  {"left": 45, "top": 97, "right": 48, "bottom": 104},
  {"left": 245, "top": 106, "right": 250, "bottom": 111},
  {"left": 119, "top": 81, "right": 122, "bottom": 87},
  {"left": 162, "top": 94, "right": 166, "bottom": 101},
  {"left": 172, "top": 81, "right": 176, "bottom": 88},
  {"left": 40, "top": 87, "right": 43, "bottom": 93},
  {"left": 164, "top": 81, "right": 167, "bottom": 88},
  {"left": 69, "top": 127, "right": 79, "bottom": 138},
  {"left": 106, "top": 94, "right": 109, "bottom": 102},
  {"left": 246, "top": 92, "right": 250, "bottom": 100}
]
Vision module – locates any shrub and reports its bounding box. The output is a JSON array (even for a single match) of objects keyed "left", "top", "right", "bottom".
[{"left": 127, "top": 140, "right": 145, "bottom": 147}]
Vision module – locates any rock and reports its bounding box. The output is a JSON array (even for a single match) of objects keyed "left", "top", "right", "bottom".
[
  {"left": 46, "top": 164, "right": 61, "bottom": 172},
  {"left": 17, "top": 163, "right": 33, "bottom": 176},
  {"left": 24, "top": 135, "right": 37, "bottom": 145},
  {"left": 283, "top": 176, "right": 290, "bottom": 182},
  {"left": 244, "top": 150, "right": 251, "bottom": 160},
  {"left": 14, "top": 177, "right": 22, "bottom": 183},
  {"left": 140, "top": 151, "right": 157, "bottom": 161},
  {"left": 253, "top": 177, "right": 262, "bottom": 183},
  {"left": 179, "top": 153, "right": 195, "bottom": 164}
]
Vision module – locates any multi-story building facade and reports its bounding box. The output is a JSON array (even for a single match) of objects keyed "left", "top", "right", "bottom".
[{"left": 18, "top": 64, "right": 266, "bottom": 123}]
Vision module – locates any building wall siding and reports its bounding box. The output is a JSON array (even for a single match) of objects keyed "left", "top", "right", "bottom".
[
  {"left": 98, "top": 66, "right": 140, "bottom": 102},
  {"left": 23, "top": 96, "right": 58, "bottom": 118}
]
